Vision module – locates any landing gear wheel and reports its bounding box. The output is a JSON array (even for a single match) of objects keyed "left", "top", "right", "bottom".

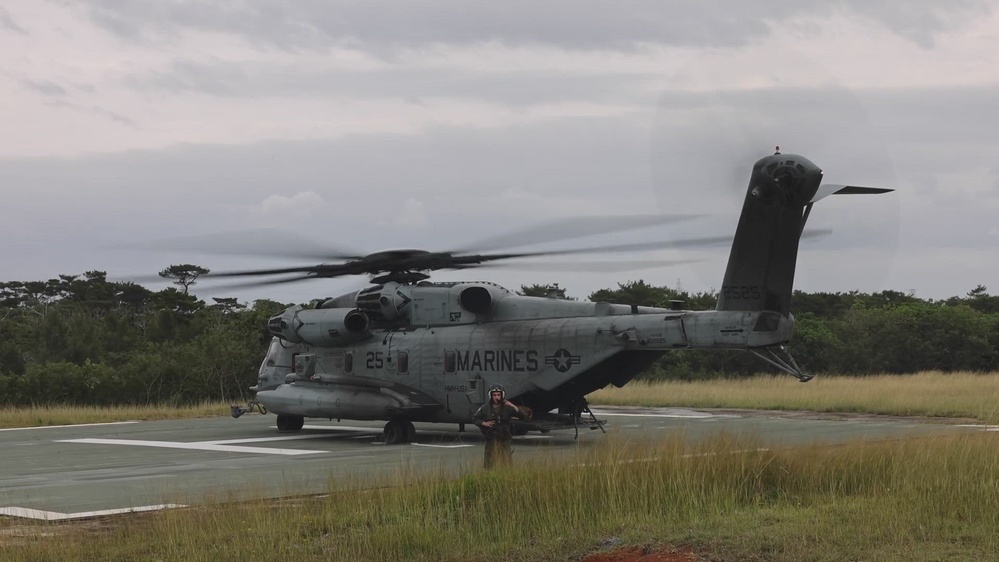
[
  {"left": 276, "top": 415, "right": 304, "bottom": 431},
  {"left": 404, "top": 421, "right": 417, "bottom": 443},
  {"left": 383, "top": 419, "right": 412, "bottom": 445},
  {"left": 512, "top": 424, "right": 529, "bottom": 436}
]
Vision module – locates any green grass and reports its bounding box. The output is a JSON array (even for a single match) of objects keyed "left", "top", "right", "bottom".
[
  {"left": 0, "top": 401, "right": 232, "bottom": 429},
  {"left": 589, "top": 370, "right": 999, "bottom": 424},
  {"left": 5, "top": 431, "right": 999, "bottom": 561}
]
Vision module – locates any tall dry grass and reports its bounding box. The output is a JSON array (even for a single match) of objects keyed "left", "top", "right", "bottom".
[
  {"left": 5, "top": 431, "right": 999, "bottom": 561},
  {"left": 0, "top": 402, "right": 231, "bottom": 428},
  {"left": 589, "top": 371, "right": 999, "bottom": 423}
]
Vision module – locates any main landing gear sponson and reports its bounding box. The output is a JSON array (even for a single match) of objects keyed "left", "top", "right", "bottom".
[
  {"left": 273, "top": 415, "right": 417, "bottom": 443},
  {"left": 275, "top": 414, "right": 304, "bottom": 431},
  {"left": 382, "top": 419, "right": 417, "bottom": 444}
]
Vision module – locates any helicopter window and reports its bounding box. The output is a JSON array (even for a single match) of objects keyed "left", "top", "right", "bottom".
[
  {"left": 344, "top": 352, "right": 354, "bottom": 374},
  {"left": 444, "top": 351, "right": 456, "bottom": 374},
  {"left": 397, "top": 351, "right": 409, "bottom": 374}
]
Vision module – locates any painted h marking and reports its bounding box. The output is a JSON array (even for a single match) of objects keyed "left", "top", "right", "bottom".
[
  {"left": 0, "top": 504, "right": 185, "bottom": 521},
  {"left": 0, "top": 421, "right": 139, "bottom": 432},
  {"left": 56, "top": 438, "right": 325, "bottom": 456}
]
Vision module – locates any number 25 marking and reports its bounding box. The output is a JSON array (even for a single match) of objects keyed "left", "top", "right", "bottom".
[{"left": 366, "top": 351, "right": 384, "bottom": 369}]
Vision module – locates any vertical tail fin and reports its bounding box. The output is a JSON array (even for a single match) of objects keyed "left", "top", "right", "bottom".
[{"left": 716, "top": 151, "right": 890, "bottom": 316}]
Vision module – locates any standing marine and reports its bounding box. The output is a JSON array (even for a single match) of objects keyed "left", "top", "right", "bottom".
[{"left": 472, "top": 384, "right": 529, "bottom": 469}]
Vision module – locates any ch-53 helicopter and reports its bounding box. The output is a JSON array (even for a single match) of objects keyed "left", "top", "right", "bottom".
[{"left": 215, "top": 149, "right": 889, "bottom": 443}]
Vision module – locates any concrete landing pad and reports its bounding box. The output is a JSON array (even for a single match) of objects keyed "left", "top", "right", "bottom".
[{"left": 2, "top": 407, "right": 992, "bottom": 519}]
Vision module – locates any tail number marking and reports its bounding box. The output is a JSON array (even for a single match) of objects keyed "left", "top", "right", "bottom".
[{"left": 722, "top": 285, "right": 761, "bottom": 300}]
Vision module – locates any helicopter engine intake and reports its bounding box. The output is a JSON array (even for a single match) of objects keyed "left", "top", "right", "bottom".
[
  {"left": 267, "top": 305, "right": 371, "bottom": 347},
  {"left": 458, "top": 285, "right": 504, "bottom": 314}
]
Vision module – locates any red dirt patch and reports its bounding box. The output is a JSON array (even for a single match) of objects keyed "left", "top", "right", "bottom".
[{"left": 582, "top": 545, "right": 700, "bottom": 562}]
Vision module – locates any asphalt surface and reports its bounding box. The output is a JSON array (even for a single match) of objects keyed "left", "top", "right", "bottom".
[{"left": 2, "top": 406, "right": 994, "bottom": 520}]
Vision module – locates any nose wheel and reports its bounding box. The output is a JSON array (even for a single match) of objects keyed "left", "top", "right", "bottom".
[
  {"left": 382, "top": 419, "right": 417, "bottom": 444},
  {"left": 275, "top": 414, "right": 305, "bottom": 431}
]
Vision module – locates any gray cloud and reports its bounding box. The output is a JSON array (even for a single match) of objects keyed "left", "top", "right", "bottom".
[
  {"left": 0, "top": 6, "right": 26, "bottom": 34},
  {"left": 125, "top": 59, "right": 248, "bottom": 97},
  {"left": 24, "top": 79, "right": 67, "bottom": 96},
  {"left": 842, "top": 0, "right": 992, "bottom": 48},
  {"left": 44, "top": 100, "right": 139, "bottom": 128},
  {"left": 125, "top": 58, "right": 655, "bottom": 108},
  {"left": 88, "top": 105, "right": 139, "bottom": 128},
  {"left": 860, "top": 86, "right": 999, "bottom": 146},
  {"left": 81, "top": 1, "right": 990, "bottom": 53}
]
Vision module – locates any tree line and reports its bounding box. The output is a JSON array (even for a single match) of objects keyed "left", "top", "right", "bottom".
[
  {"left": 0, "top": 269, "right": 288, "bottom": 406},
  {"left": 521, "top": 281, "right": 999, "bottom": 380},
  {"left": 0, "top": 270, "right": 996, "bottom": 406}
]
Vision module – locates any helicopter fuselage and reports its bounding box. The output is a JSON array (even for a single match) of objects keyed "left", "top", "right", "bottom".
[{"left": 252, "top": 281, "right": 793, "bottom": 424}]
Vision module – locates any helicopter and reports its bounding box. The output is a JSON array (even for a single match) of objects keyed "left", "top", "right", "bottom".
[{"left": 216, "top": 149, "right": 890, "bottom": 443}]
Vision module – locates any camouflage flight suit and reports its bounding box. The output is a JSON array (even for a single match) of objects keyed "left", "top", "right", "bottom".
[{"left": 472, "top": 401, "right": 527, "bottom": 469}]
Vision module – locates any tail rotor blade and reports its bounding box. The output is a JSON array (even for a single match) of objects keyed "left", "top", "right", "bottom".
[{"left": 811, "top": 184, "right": 894, "bottom": 203}]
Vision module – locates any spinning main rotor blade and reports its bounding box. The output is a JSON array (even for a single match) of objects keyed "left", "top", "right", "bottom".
[
  {"left": 471, "top": 258, "right": 700, "bottom": 273},
  {"left": 128, "top": 228, "right": 366, "bottom": 262},
  {"left": 195, "top": 274, "right": 326, "bottom": 292},
  {"left": 472, "top": 228, "right": 832, "bottom": 263},
  {"left": 199, "top": 262, "right": 356, "bottom": 279},
  {"left": 451, "top": 213, "right": 701, "bottom": 254},
  {"left": 471, "top": 235, "right": 727, "bottom": 263},
  {"left": 190, "top": 229, "right": 832, "bottom": 285},
  {"left": 195, "top": 234, "right": 731, "bottom": 282}
]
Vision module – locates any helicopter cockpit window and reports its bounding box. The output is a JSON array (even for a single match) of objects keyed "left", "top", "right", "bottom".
[
  {"left": 444, "top": 351, "right": 456, "bottom": 374},
  {"left": 397, "top": 351, "right": 409, "bottom": 374},
  {"left": 344, "top": 352, "right": 354, "bottom": 374}
]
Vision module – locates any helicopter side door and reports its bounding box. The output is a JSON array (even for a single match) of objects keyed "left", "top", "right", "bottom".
[{"left": 420, "top": 328, "right": 483, "bottom": 421}]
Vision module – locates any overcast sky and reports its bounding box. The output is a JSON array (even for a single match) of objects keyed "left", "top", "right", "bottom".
[{"left": 2, "top": 1, "right": 997, "bottom": 304}]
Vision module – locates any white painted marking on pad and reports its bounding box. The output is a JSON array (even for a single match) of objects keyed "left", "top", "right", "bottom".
[
  {"left": 0, "top": 503, "right": 185, "bottom": 521},
  {"left": 302, "top": 424, "right": 382, "bottom": 432},
  {"left": 954, "top": 424, "right": 999, "bottom": 431},
  {"left": 590, "top": 409, "right": 718, "bottom": 419},
  {"left": 514, "top": 435, "right": 553, "bottom": 440},
  {"left": 411, "top": 443, "right": 474, "bottom": 448},
  {"left": 57, "top": 438, "right": 325, "bottom": 456},
  {"left": 203, "top": 434, "right": 335, "bottom": 445},
  {"left": 0, "top": 421, "right": 139, "bottom": 432},
  {"left": 571, "top": 448, "right": 770, "bottom": 468}
]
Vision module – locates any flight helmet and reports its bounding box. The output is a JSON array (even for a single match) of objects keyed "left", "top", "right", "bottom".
[{"left": 488, "top": 384, "right": 505, "bottom": 400}]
